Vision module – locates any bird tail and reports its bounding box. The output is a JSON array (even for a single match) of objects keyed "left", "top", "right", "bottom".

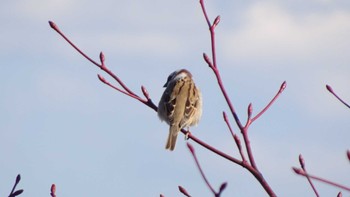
[{"left": 165, "top": 126, "right": 179, "bottom": 151}]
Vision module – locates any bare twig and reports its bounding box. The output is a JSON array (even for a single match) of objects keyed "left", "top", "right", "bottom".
[
  {"left": 223, "top": 111, "right": 246, "bottom": 161},
  {"left": 293, "top": 167, "right": 350, "bottom": 192},
  {"left": 187, "top": 143, "right": 227, "bottom": 197},
  {"left": 251, "top": 81, "right": 287, "bottom": 123},
  {"left": 199, "top": 0, "right": 282, "bottom": 196},
  {"left": 178, "top": 186, "right": 192, "bottom": 197},
  {"left": 326, "top": 85, "right": 350, "bottom": 109},
  {"left": 48, "top": 20, "right": 247, "bottom": 168},
  {"left": 49, "top": 1, "right": 285, "bottom": 195},
  {"left": 48, "top": 21, "right": 157, "bottom": 111},
  {"left": 298, "top": 154, "right": 320, "bottom": 197},
  {"left": 8, "top": 174, "right": 23, "bottom": 197}
]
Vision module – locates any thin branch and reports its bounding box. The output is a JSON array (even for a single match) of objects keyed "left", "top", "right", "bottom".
[
  {"left": 8, "top": 174, "right": 23, "bottom": 197},
  {"left": 293, "top": 167, "right": 350, "bottom": 192},
  {"left": 223, "top": 111, "right": 246, "bottom": 161},
  {"left": 49, "top": 21, "right": 157, "bottom": 111},
  {"left": 251, "top": 81, "right": 287, "bottom": 123},
  {"left": 198, "top": 1, "right": 281, "bottom": 196},
  {"left": 185, "top": 129, "right": 242, "bottom": 165},
  {"left": 298, "top": 154, "right": 320, "bottom": 197},
  {"left": 178, "top": 186, "right": 192, "bottom": 197},
  {"left": 48, "top": 19, "right": 248, "bottom": 171},
  {"left": 187, "top": 143, "right": 226, "bottom": 197},
  {"left": 326, "top": 85, "right": 350, "bottom": 109}
]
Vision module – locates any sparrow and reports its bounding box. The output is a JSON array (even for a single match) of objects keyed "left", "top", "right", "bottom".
[{"left": 158, "top": 69, "right": 202, "bottom": 151}]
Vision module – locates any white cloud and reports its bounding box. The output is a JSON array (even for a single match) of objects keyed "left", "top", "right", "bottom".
[{"left": 222, "top": 2, "right": 350, "bottom": 64}]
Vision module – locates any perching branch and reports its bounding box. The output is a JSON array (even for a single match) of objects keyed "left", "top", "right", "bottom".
[
  {"left": 49, "top": 21, "right": 157, "bottom": 111},
  {"left": 49, "top": 1, "right": 286, "bottom": 196}
]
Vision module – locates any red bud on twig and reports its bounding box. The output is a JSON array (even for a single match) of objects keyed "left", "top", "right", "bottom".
[
  {"left": 141, "top": 86, "right": 149, "bottom": 99},
  {"left": 50, "top": 184, "right": 56, "bottom": 197},
  {"left": 326, "top": 84, "right": 333, "bottom": 93},
  {"left": 347, "top": 150, "right": 350, "bottom": 162},
  {"left": 280, "top": 81, "right": 287, "bottom": 92},
  {"left": 337, "top": 192, "right": 342, "bottom": 197},
  {"left": 212, "top": 15, "right": 221, "bottom": 28},
  {"left": 292, "top": 167, "right": 303, "bottom": 174},
  {"left": 48, "top": 21, "right": 59, "bottom": 31},
  {"left": 99, "top": 52, "right": 105, "bottom": 64},
  {"left": 178, "top": 186, "right": 191, "bottom": 197},
  {"left": 299, "top": 154, "right": 305, "bottom": 169},
  {"left": 98, "top": 74, "right": 106, "bottom": 83},
  {"left": 160, "top": 195, "right": 164, "bottom": 197},
  {"left": 218, "top": 182, "right": 227, "bottom": 193},
  {"left": 15, "top": 174, "right": 21, "bottom": 185},
  {"left": 247, "top": 103, "right": 253, "bottom": 119},
  {"left": 203, "top": 53, "right": 212, "bottom": 66},
  {"left": 11, "top": 190, "right": 23, "bottom": 197}
]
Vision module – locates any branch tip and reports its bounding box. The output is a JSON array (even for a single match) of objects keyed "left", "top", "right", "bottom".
[
  {"left": 347, "top": 150, "right": 350, "bottom": 161},
  {"left": 337, "top": 192, "right": 342, "bottom": 197},
  {"left": 222, "top": 111, "right": 227, "bottom": 121},
  {"left": 48, "top": 21, "right": 58, "bottom": 30},
  {"left": 51, "top": 184, "right": 56, "bottom": 194},
  {"left": 326, "top": 84, "right": 333, "bottom": 93},
  {"left": 219, "top": 182, "right": 227, "bottom": 193},
  {"left": 203, "top": 53, "right": 212, "bottom": 66},
  {"left": 212, "top": 15, "right": 221, "bottom": 28},
  {"left": 97, "top": 74, "right": 106, "bottom": 83},
  {"left": 15, "top": 174, "right": 21, "bottom": 184},
  {"left": 292, "top": 167, "right": 302, "bottom": 174},
  {"left": 50, "top": 184, "right": 56, "bottom": 197},
  {"left": 280, "top": 81, "right": 287, "bottom": 92},
  {"left": 99, "top": 52, "right": 105, "bottom": 64},
  {"left": 299, "top": 154, "right": 305, "bottom": 169},
  {"left": 178, "top": 186, "right": 191, "bottom": 197},
  {"left": 141, "top": 86, "right": 149, "bottom": 99},
  {"left": 11, "top": 190, "right": 23, "bottom": 197},
  {"left": 247, "top": 103, "right": 253, "bottom": 118}
]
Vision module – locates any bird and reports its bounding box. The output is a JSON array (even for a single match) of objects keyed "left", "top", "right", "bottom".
[{"left": 158, "top": 69, "right": 202, "bottom": 151}]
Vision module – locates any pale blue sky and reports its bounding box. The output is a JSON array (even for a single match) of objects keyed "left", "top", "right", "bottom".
[{"left": 1, "top": 0, "right": 349, "bottom": 196}]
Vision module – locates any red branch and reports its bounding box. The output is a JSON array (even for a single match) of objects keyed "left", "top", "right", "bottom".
[
  {"left": 199, "top": 0, "right": 284, "bottom": 196},
  {"left": 298, "top": 154, "right": 320, "bottom": 196},
  {"left": 48, "top": 21, "right": 157, "bottom": 111},
  {"left": 187, "top": 143, "right": 227, "bottom": 197},
  {"left": 178, "top": 186, "right": 192, "bottom": 197},
  {"left": 49, "top": 1, "right": 286, "bottom": 195},
  {"left": 326, "top": 85, "right": 350, "bottom": 109},
  {"left": 293, "top": 167, "right": 350, "bottom": 192},
  {"left": 293, "top": 152, "right": 350, "bottom": 194}
]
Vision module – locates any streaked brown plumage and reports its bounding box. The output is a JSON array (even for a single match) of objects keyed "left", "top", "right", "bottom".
[{"left": 158, "top": 69, "right": 202, "bottom": 151}]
